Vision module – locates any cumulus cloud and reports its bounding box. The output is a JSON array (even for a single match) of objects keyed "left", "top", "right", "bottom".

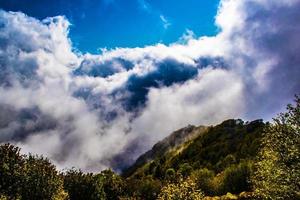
[{"left": 0, "top": 0, "right": 300, "bottom": 171}]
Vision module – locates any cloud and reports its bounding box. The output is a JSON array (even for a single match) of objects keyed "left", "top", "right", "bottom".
[
  {"left": 0, "top": 0, "right": 300, "bottom": 171},
  {"left": 160, "top": 15, "right": 171, "bottom": 29}
]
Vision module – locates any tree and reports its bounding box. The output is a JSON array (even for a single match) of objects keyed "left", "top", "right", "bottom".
[
  {"left": 98, "top": 169, "right": 125, "bottom": 200},
  {"left": 0, "top": 144, "right": 25, "bottom": 199},
  {"left": 63, "top": 169, "right": 106, "bottom": 200},
  {"left": 221, "top": 160, "right": 253, "bottom": 194},
  {"left": 178, "top": 163, "right": 193, "bottom": 178},
  {"left": 21, "top": 154, "right": 65, "bottom": 200},
  {"left": 135, "top": 176, "right": 162, "bottom": 200},
  {"left": 158, "top": 177, "right": 204, "bottom": 200},
  {"left": 252, "top": 96, "right": 300, "bottom": 199},
  {"left": 191, "top": 168, "right": 215, "bottom": 195},
  {"left": 165, "top": 168, "right": 176, "bottom": 182}
]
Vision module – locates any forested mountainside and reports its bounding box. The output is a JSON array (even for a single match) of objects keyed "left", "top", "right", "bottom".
[
  {"left": 124, "top": 119, "right": 264, "bottom": 180},
  {"left": 122, "top": 125, "right": 208, "bottom": 177},
  {"left": 1, "top": 97, "right": 299, "bottom": 200},
  {"left": 122, "top": 119, "right": 265, "bottom": 199}
]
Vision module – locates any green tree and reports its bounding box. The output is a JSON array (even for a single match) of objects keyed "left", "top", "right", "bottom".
[
  {"left": 158, "top": 177, "right": 204, "bottom": 200},
  {"left": 134, "top": 176, "right": 162, "bottom": 200},
  {"left": 165, "top": 168, "right": 176, "bottom": 182},
  {"left": 99, "top": 169, "right": 125, "bottom": 200},
  {"left": 0, "top": 144, "right": 25, "bottom": 199},
  {"left": 252, "top": 96, "right": 300, "bottom": 199},
  {"left": 191, "top": 168, "right": 215, "bottom": 195},
  {"left": 22, "top": 154, "right": 64, "bottom": 200},
  {"left": 221, "top": 160, "right": 253, "bottom": 194},
  {"left": 63, "top": 169, "right": 105, "bottom": 200},
  {"left": 178, "top": 163, "right": 193, "bottom": 178}
]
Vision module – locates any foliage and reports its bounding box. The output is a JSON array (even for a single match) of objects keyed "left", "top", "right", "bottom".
[
  {"left": 99, "top": 169, "right": 125, "bottom": 200},
  {"left": 21, "top": 155, "right": 64, "bottom": 200},
  {"left": 63, "top": 169, "right": 106, "bottom": 200},
  {"left": 0, "top": 194, "right": 8, "bottom": 200},
  {"left": 252, "top": 96, "right": 300, "bottom": 200},
  {"left": 125, "top": 119, "right": 265, "bottom": 198},
  {"left": 0, "top": 144, "right": 65, "bottom": 200},
  {"left": 0, "top": 144, "right": 25, "bottom": 199},
  {"left": 191, "top": 168, "right": 215, "bottom": 195},
  {"left": 138, "top": 177, "right": 162, "bottom": 200},
  {"left": 165, "top": 168, "right": 176, "bottom": 182},
  {"left": 126, "top": 176, "right": 162, "bottom": 200},
  {"left": 158, "top": 177, "right": 204, "bottom": 200},
  {"left": 178, "top": 163, "right": 193, "bottom": 178},
  {"left": 221, "top": 160, "right": 253, "bottom": 194}
]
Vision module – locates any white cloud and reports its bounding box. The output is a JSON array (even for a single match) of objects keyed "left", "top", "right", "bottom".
[{"left": 160, "top": 15, "right": 171, "bottom": 29}]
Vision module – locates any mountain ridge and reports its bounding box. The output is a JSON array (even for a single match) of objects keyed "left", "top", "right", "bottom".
[{"left": 123, "top": 124, "right": 208, "bottom": 177}]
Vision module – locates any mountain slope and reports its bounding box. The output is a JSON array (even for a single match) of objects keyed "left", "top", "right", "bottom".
[
  {"left": 123, "top": 119, "right": 265, "bottom": 197},
  {"left": 123, "top": 125, "right": 208, "bottom": 177}
]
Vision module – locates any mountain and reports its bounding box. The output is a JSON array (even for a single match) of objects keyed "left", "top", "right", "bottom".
[
  {"left": 123, "top": 124, "right": 208, "bottom": 177},
  {"left": 122, "top": 119, "right": 265, "bottom": 198}
]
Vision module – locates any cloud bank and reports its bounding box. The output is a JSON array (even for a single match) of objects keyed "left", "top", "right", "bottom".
[{"left": 0, "top": 0, "right": 299, "bottom": 171}]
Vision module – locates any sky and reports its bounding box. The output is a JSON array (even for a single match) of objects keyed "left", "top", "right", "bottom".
[
  {"left": 0, "top": 0, "right": 220, "bottom": 52},
  {"left": 0, "top": 0, "right": 300, "bottom": 172}
]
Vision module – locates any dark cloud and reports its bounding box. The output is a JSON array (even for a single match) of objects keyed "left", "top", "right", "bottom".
[
  {"left": 120, "top": 59, "right": 198, "bottom": 111},
  {"left": 0, "top": 106, "right": 57, "bottom": 141},
  {"left": 74, "top": 57, "right": 134, "bottom": 78},
  {"left": 221, "top": 0, "right": 300, "bottom": 119}
]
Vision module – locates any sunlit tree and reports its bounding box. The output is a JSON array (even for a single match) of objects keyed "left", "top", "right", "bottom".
[
  {"left": 252, "top": 96, "right": 300, "bottom": 199},
  {"left": 0, "top": 144, "right": 25, "bottom": 199},
  {"left": 158, "top": 177, "right": 204, "bottom": 200}
]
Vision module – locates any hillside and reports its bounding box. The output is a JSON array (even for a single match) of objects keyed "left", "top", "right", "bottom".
[
  {"left": 125, "top": 119, "right": 264, "bottom": 179},
  {"left": 122, "top": 119, "right": 266, "bottom": 199},
  {"left": 123, "top": 124, "right": 208, "bottom": 177}
]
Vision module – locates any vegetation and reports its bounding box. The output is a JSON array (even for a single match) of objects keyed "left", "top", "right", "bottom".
[
  {"left": 158, "top": 178, "right": 204, "bottom": 200},
  {"left": 0, "top": 97, "right": 299, "bottom": 199},
  {"left": 252, "top": 95, "right": 300, "bottom": 199},
  {"left": 63, "top": 169, "right": 105, "bottom": 200}
]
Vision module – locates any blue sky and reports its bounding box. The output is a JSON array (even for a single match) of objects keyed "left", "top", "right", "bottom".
[{"left": 0, "top": 0, "right": 220, "bottom": 52}]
